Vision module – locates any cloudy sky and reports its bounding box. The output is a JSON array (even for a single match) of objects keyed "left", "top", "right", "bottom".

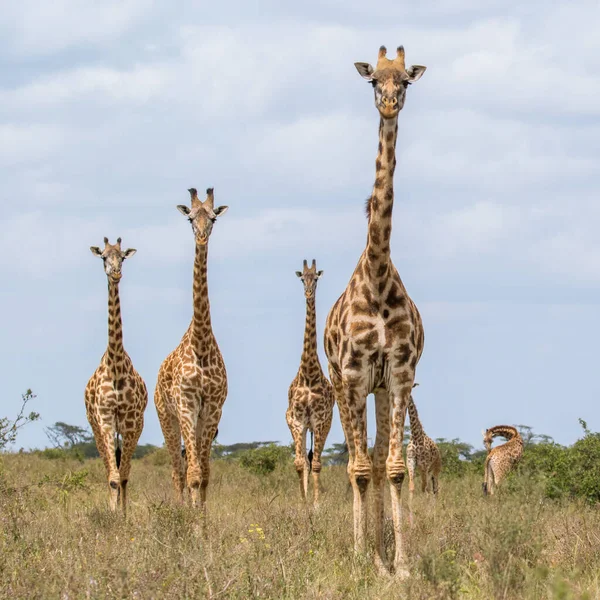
[{"left": 2, "top": 1, "right": 599, "bottom": 452}]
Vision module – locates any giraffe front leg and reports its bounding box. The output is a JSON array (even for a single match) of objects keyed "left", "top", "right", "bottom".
[
  {"left": 387, "top": 380, "right": 412, "bottom": 579},
  {"left": 196, "top": 408, "right": 221, "bottom": 519},
  {"left": 118, "top": 421, "right": 143, "bottom": 517},
  {"left": 310, "top": 409, "right": 333, "bottom": 508},
  {"left": 102, "top": 423, "right": 120, "bottom": 512},
  {"left": 180, "top": 402, "right": 201, "bottom": 507},
  {"left": 343, "top": 380, "right": 371, "bottom": 555},
  {"left": 156, "top": 394, "right": 185, "bottom": 503},
  {"left": 406, "top": 444, "right": 417, "bottom": 528},
  {"left": 287, "top": 413, "right": 308, "bottom": 502},
  {"left": 373, "top": 389, "right": 391, "bottom": 574}
]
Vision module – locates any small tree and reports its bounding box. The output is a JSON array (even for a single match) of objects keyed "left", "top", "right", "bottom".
[
  {"left": 0, "top": 390, "right": 40, "bottom": 451},
  {"left": 45, "top": 422, "right": 93, "bottom": 449},
  {"left": 323, "top": 442, "right": 348, "bottom": 466}
]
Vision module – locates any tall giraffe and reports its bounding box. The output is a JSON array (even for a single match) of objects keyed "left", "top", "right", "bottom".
[
  {"left": 406, "top": 384, "right": 441, "bottom": 500},
  {"left": 323, "top": 45, "right": 426, "bottom": 576},
  {"left": 85, "top": 237, "right": 148, "bottom": 515},
  {"left": 154, "top": 187, "right": 229, "bottom": 510},
  {"left": 482, "top": 425, "right": 523, "bottom": 495},
  {"left": 286, "top": 259, "right": 334, "bottom": 506}
]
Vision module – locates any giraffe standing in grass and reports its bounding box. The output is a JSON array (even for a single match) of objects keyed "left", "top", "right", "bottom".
[
  {"left": 324, "top": 45, "right": 426, "bottom": 576},
  {"left": 406, "top": 384, "right": 441, "bottom": 501},
  {"left": 154, "top": 187, "right": 228, "bottom": 511},
  {"left": 286, "top": 259, "right": 334, "bottom": 506},
  {"left": 85, "top": 237, "right": 148, "bottom": 515},
  {"left": 482, "top": 425, "right": 524, "bottom": 495}
]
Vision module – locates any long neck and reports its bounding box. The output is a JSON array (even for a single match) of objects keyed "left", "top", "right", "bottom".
[
  {"left": 407, "top": 396, "right": 424, "bottom": 444},
  {"left": 300, "top": 295, "right": 320, "bottom": 374},
  {"left": 365, "top": 116, "right": 398, "bottom": 273},
  {"left": 490, "top": 426, "right": 521, "bottom": 442},
  {"left": 191, "top": 242, "right": 212, "bottom": 348},
  {"left": 106, "top": 279, "right": 125, "bottom": 365}
]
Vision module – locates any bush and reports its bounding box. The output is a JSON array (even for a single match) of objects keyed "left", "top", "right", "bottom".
[
  {"left": 0, "top": 390, "right": 39, "bottom": 451},
  {"left": 238, "top": 444, "right": 292, "bottom": 475},
  {"left": 517, "top": 419, "right": 600, "bottom": 504}
]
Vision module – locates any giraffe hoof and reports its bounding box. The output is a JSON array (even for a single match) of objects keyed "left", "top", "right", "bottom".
[{"left": 394, "top": 565, "right": 410, "bottom": 580}]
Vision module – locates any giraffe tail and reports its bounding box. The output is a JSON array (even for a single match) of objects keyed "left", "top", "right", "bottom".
[
  {"left": 307, "top": 430, "right": 314, "bottom": 474},
  {"left": 115, "top": 434, "right": 122, "bottom": 469}
]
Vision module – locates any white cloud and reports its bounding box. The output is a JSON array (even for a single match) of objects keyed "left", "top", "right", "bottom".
[
  {"left": 0, "top": 65, "right": 170, "bottom": 109},
  {"left": 0, "top": 124, "right": 67, "bottom": 167},
  {"left": 0, "top": 0, "right": 150, "bottom": 55}
]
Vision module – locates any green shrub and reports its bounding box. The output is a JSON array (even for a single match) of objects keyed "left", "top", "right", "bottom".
[{"left": 238, "top": 443, "right": 292, "bottom": 475}]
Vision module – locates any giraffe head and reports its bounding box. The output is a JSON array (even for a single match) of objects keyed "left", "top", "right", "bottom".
[
  {"left": 355, "top": 46, "right": 426, "bottom": 119},
  {"left": 295, "top": 259, "right": 323, "bottom": 300},
  {"left": 177, "top": 187, "right": 228, "bottom": 246},
  {"left": 90, "top": 237, "right": 136, "bottom": 283},
  {"left": 482, "top": 428, "right": 493, "bottom": 452}
]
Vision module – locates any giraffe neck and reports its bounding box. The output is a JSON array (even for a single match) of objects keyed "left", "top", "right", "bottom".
[
  {"left": 489, "top": 426, "right": 521, "bottom": 442},
  {"left": 365, "top": 116, "right": 398, "bottom": 273},
  {"left": 191, "top": 242, "right": 212, "bottom": 350},
  {"left": 106, "top": 279, "right": 124, "bottom": 366},
  {"left": 407, "top": 396, "right": 425, "bottom": 445},
  {"left": 300, "top": 295, "right": 321, "bottom": 376}
]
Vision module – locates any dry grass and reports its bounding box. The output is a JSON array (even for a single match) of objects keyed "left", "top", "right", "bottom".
[{"left": 1, "top": 453, "right": 599, "bottom": 599}]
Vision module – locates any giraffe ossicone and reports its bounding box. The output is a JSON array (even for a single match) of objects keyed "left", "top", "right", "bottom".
[{"left": 85, "top": 236, "right": 148, "bottom": 516}]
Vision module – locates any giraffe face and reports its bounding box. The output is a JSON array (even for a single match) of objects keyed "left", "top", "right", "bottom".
[
  {"left": 483, "top": 429, "right": 493, "bottom": 451},
  {"left": 177, "top": 187, "right": 228, "bottom": 246},
  {"left": 295, "top": 259, "right": 323, "bottom": 299},
  {"left": 355, "top": 46, "right": 426, "bottom": 119},
  {"left": 90, "top": 237, "right": 136, "bottom": 282}
]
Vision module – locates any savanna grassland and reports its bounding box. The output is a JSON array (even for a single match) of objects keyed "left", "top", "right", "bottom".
[{"left": 1, "top": 450, "right": 599, "bottom": 600}]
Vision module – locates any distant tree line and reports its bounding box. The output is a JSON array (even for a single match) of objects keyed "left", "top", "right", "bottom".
[{"left": 3, "top": 390, "right": 600, "bottom": 504}]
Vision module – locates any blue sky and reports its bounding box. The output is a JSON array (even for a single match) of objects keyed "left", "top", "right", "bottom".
[{"left": 1, "top": 1, "right": 599, "bottom": 452}]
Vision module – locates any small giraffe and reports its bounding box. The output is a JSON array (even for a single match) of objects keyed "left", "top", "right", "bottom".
[
  {"left": 482, "top": 425, "right": 524, "bottom": 495},
  {"left": 286, "top": 259, "right": 334, "bottom": 506},
  {"left": 406, "top": 384, "right": 441, "bottom": 501},
  {"left": 154, "top": 187, "right": 228, "bottom": 510},
  {"left": 323, "top": 45, "right": 426, "bottom": 576},
  {"left": 85, "top": 237, "right": 148, "bottom": 515}
]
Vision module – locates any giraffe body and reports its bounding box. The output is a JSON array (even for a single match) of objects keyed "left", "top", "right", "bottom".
[
  {"left": 406, "top": 388, "right": 441, "bottom": 498},
  {"left": 482, "top": 425, "right": 523, "bottom": 495},
  {"left": 324, "top": 45, "right": 426, "bottom": 576},
  {"left": 154, "top": 188, "right": 229, "bottom": 510},
  {"left": 85, "top": 237, "right": 148, "bottom": 515},
  {"left": 286, "top": 259, "right": 334, "bottom": 506}
]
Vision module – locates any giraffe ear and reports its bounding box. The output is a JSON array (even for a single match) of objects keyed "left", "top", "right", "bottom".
[
  {"left": 90, "top": 246, "right": 103, "bottom": 257},
  {"left": 122, "top": 248, "right": 137, "bottom": 259},
  {"left": 481, "top": 429, "right": 487, "bottom": 438},
  {"left": 177, "top": 204, "right": 191, "bottom": 216},
  {"left": 406, "top": 65, "right": 426, "bottom": 82},
  {"left": 295, "top": 271, "right": 303, "bottom": 278},
  {"left": 355, "top": 62, "right": 375, "bottom": 81},
  {"left": 317, "top": 270, "right": 324, "bottom": 278},
  {"left": 214, "top": 205, "right": 229, "bottom": 217}
]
